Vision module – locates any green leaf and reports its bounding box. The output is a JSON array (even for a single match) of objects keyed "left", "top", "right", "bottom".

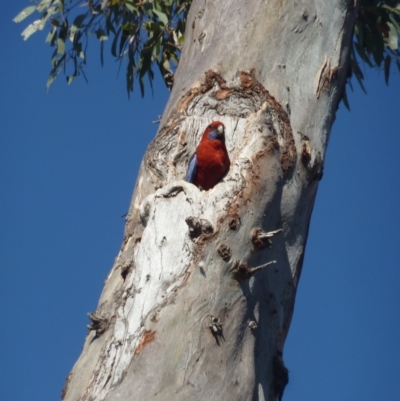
[
  {"left": 143, "top": 20, "right": 158, "bottom": 33},
  {"left": 125, "top": 0, "right": 136, "bottom": 13},
  {"left": 341, "top": 86, "right": 350, "bottom": 111},
  {"left": 37, "top": 0, "right": 59, "bottom": 13},
  {"left": 96, "top": 28, "right": 108, "bottom": 41},
  {"left": 382, "top": 4, "right": 400, "bottom": 15},
  {"left": 386, "top": 22, "right": 398, "bottom": 50},
  {"left": 74, "top": 41, "right": 85, "bottom": 59},
  {"left": 100, "top": 40, "right": 105, "bottom": 67},
  {"left": 126, "top": 61, "right": 134, "bottom": 97},
  {"left": 119, "top": 30, "right": 130, "bottom": 57},
  {"left": 152, "top": 37, "right": 162, "bottom": 60},
  {"left": 57, "top": 37, "right": 65, "bottom": 55},
  {"left": 153, "top": 9, "right": 168, "bottom": 25},
  {"left": 384, "top": 55, "right": 391, "bottom": 85},
  {"left": 13, "top": 6, "right": 36, "bottom": 23},
  {"left": 162, "top": 58, "right": 171, "bottom": 72},
  {"left": 57, "top": 21, "right": 68, "bottom": 55},
  {"left": 101, "top": 0, "right": 109, "bottom": 10},
  {"left": 21, "top": 19, "right": 46, "bottom": 40},
  {"left": 45, "top": 27, "right": 57, "bottom": 46},
  {"left": 67, "top": 75, "right": 76, "bottom": 85},
  {"left": 352, "top": 60, "right": 367, "bottom": 93},
  {"left": 354, "top": 22, "right": 364, "bottom": 46},
  {"left": 354, "top": 42, "right": 373, "bottom": 67},
  {"left": 70, "top": 14, "right": 87, "bottom": 35},
  {"left": 370, "top": 35, "right": 384, "bottom": 66},
  {"left": 46, "top": 53, "right": 65, "bottom": 90},
  {"left": 111, "top": 28, "right": 122, "bottom": 57},
  {"left": 139, "top": 75, "right": 145, "bottom": 97}
]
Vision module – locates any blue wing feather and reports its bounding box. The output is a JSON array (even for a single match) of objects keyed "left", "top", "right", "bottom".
[{"left": 185, "top": 154, "right": 197, "bottom": 183}]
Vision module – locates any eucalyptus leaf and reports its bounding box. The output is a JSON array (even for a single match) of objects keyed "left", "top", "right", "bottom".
[
  {"left": 384, "top": 55, "right": 391, "bottom": 84},
  {"left": 37, "top": 0, "right": 58, "bottom": 13},
  {"left": 125, "top": 0, "right": 136, "bottom": 13},
  {"left": 21, "top": 19, "right": 45, "bottom": 40},
  {"left": 341, "top": 86, "right": 350, "bottom": 110},
  {"left": 354, "top": 42, "right": 373, "bottom": 66},
  {"left": 153, "top": 9, "right": 169, "bottom": 25},
  {"left": 71, "top": 14, "right": 87, "bottom": 35},
  {"left": 45, "top": 27, "right": 57, "bottom": 45},
  {"left": 111, "top": 28, "right": 122, "bottom": 57},
  {"left": 57, "top": 38, "right": 65, "bottom": 55},
  {"left": 46, "top": 54, "right": 65, "bottom": 90},
  {"left": 386, "top": 22, "right": 398, "bottom": 49},
  {"left": 13, "top": 6, "right": 36, "bottom": 23},
  {"left": 15, "top": 0, "right": 399, "bottom": 98},
  {"left": 67, "top": 75, "right": 76, "bottom": 85},
  {"left": 96, "top": 29, "right": 108, "bottom": 41}
]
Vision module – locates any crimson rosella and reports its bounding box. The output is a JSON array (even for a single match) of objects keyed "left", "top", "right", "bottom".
[{"left": 185, "top": 121, "right": 230, "bottom": 190}]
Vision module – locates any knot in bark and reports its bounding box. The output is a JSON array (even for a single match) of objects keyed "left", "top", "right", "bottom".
[{"left": 185, "top": 216, "right": 214, "bottom": 239}]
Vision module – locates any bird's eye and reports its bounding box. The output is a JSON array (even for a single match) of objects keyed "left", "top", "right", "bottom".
[{"left": 208, "top": 124, "right": 213, "bottom": 129}]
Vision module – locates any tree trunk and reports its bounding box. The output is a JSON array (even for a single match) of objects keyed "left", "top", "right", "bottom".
[{"left": 62, "top": 1, "right": 358, "bottom": 400}]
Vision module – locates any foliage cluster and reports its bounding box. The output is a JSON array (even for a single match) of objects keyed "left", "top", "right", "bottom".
[
  {"left": 14, "top": 0, "right": 400, "bottom": 99},
  {"left": 351, "top": 2, "right": 400, "bottom": 87},
  {"left": 14, "top": 0, "right": 191, "bottom": 95}
]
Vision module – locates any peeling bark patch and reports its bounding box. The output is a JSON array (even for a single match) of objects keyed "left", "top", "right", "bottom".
[
  {"left": 134, "top": 330, "right": 156, "bottom": 355},
  {"left": 315, "top": 57, "right": 340, "bottom": 98},
  {"left": 177, "top": 88, "right": 201, "bottom": 114}
]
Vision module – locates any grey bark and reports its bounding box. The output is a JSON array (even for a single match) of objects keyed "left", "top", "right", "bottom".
[{"left": 62, "top": 1, "right": 358, "bottom": 400}]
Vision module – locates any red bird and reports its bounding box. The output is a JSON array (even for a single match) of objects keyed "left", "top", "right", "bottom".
[{"left": 185, "top": 121, "right": 230, "bottom": 190}]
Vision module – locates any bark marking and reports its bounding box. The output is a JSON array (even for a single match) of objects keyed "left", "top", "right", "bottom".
[{"left": 134, "top": 330, "right": 156, "bottom": 355}]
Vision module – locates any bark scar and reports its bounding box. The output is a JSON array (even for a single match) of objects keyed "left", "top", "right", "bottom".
[
  {"left": 134, "top": 330, "right": 156, "bottom": 355},
  {"left": 315, "top": 56, "right": 340, "bottom": 98}
]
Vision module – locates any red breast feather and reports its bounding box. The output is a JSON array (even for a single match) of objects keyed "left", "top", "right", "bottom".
[{"left": 194, "top": 134, "right": 230, "bottom": 190}]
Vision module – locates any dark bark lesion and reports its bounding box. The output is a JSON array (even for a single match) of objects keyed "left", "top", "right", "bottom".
[
  {"left": 300, "top": 134, "right": 324, "bottom": 183},
  {"left": 208, "top": 314, "right": 225, "bottom": 346},
  {"left": 217, "top": 243, "right": 232, "bottom": 261},
  {"left": 185, "top": 216, "right": 214, "bottom": 239}
]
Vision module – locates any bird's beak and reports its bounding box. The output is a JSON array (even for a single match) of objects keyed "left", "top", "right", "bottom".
[{"left": 216, "top": 124, "right": 224, "bottom": 136}]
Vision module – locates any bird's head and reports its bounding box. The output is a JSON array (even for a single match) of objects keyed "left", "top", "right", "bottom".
[{"left": 204, "top": 121, "right": 225, "bottom": 142}]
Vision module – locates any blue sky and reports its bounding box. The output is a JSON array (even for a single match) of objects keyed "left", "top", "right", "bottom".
[{"left": 1, "top": 3, "right": 400, "bottom": 401}]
